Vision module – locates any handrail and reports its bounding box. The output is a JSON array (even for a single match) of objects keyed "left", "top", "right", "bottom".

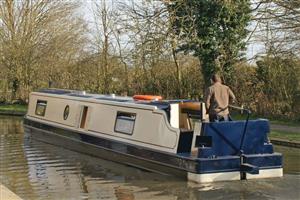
[
  {"left": 228, "top": 105, "right": 251, "bottom": 155},
  {"left": 228, "top": 105, "right": 251, "bottom": 114}
]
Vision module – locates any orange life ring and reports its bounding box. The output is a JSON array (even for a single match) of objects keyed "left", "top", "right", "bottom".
[{"left": 133, "top": 95, "right": 163, "bottom": 101}]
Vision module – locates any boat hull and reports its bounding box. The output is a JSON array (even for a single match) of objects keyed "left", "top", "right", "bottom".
[
  {"left": 23, "top": 117, "right": 195, "bottom": 178},
  {"left": 23, "top": 117, "right": 283, "bottom": 183}
]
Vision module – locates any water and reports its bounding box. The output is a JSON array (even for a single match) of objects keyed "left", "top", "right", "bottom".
[{"left": 0, "top": 116, "right": 299, "bottom": 200}]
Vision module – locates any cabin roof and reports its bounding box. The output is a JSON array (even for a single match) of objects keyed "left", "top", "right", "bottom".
[{"left": 37, "top": 88, "right": 195, "bottom": 111}]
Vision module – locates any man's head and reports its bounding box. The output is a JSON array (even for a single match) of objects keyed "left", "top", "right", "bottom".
[{"left": 211, "top": 74, "right": 222, "bottom": 83}]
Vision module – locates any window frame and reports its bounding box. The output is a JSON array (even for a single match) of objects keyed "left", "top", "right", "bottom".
[
  {"left": 114, "top": 111, "right": 136, "bottom": 135},
  {"left": 35, "top": 100, "right": 47, "bottom": 117}
]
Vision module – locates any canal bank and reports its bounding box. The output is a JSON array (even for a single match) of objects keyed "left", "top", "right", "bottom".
[
  {"left": 0, "top": 104, "right": 27, "bottom": 116},
  {"left": 0, "top": 111, "right": 26, "bottom": 116},
  {"left": 270, "top": 138, "right": 300, "bottom": 148}
]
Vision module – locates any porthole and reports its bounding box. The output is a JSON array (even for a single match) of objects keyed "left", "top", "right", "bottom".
[{"left": 63, "top": 105, "right": 70, "bottom": 120}]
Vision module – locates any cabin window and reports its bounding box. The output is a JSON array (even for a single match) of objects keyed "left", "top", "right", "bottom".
[
  {"left": 35, "top": 100, "right": 47, "bottom": 116},
  {"left": 63, "top": 105, "right": 70, "bottom": 120},
  {"left": 114, "top": 112, "right": 136, "bottom": 135}
]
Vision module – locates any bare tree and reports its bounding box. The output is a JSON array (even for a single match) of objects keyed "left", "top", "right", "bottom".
[
  {"left": 251, "top": 0, "right": 300, "bottom": 57},
  {"left": 0, "top": 0, "right": 87, "bottom": 101},
  {"left": 119, "top": 0, "right": 186, "bottom": 97},
  {"left": 91, "top": 0, "right": 119, "bottom": 94}
]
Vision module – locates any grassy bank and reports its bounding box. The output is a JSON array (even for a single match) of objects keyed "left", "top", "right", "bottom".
[
  {"left": 269, "top": 119, "right": 300, "bottom": 127},
  {"left": 269, "top": 130, "right": 300, "bottom": 142},
  {"left": 231, "top": 113, "right": 300, "bottom": 127},
  {"left": 0, "top": 104, "right": 28, "bottom": 113}
]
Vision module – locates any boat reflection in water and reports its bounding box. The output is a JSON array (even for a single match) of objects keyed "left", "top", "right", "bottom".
[{"left": 23, "top": 136, "right": 183, "bottom": 200}]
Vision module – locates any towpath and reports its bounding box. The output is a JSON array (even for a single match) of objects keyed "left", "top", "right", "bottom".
[{"left": 270, "top": 124, "right": 300, "bottom": 134}]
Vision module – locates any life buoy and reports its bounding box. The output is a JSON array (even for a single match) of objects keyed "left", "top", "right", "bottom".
[{"left": 133, "top": 95, "right": 163, "bottom": 101}]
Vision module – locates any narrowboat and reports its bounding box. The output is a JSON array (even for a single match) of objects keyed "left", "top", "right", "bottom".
[{"left": 23, "top": 89, "right": 283, "bottom": 183}]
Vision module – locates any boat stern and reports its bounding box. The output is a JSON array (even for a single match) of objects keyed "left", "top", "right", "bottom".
[{"left": 188, "top": 119, "right": 283, "bottom": 183}]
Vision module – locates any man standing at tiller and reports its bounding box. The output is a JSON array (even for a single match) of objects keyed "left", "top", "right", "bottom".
[{"left": 205, "top": 74, "right": 236, "bottom": 122}]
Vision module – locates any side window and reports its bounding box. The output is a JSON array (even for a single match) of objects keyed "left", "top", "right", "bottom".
[
  {"left": 114, "top": 112, "right": 136, "bottom": 135},
  {"left": 35, "top": 100, "right": 47, "bottom": 116}
]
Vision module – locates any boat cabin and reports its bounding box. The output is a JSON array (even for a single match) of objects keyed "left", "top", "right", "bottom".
[{"left": 26, "top": 89, "right": 207, "bottom": 154}]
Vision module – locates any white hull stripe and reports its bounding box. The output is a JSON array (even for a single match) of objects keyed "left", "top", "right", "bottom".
[{"left": 188, "top": 168, "right": 283, "bottom": 183}]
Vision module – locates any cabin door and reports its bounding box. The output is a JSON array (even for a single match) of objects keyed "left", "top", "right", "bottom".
[{"left": 80, "top": 106, "right": 89, "bottom": 129}]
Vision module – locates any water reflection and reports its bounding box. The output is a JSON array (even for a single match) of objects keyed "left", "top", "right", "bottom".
[
  {"left": 0, "top": 116, "right": 300, "bottom": 200},
  {"left": 275, "top": 145, "right": 300, "bottom": 175}
]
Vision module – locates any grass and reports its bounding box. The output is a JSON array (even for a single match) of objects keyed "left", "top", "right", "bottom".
[
  {"left": 269, "top": 119, "right": 300, "bottom": 127},
  {"left": 231, "top": 113, "right": 300, "bottom": 127},
  {"left": 231, "top": 112, "right": 300, "bottom": 142},
  {"left": 0, "top": 104, "right": 28, "bottom": 113},
  {"left": 269, "top": 130, "right": 300, "bottom": 142},
  {"left": 230, "top": 113, "right": 257, "bottom": 121}
]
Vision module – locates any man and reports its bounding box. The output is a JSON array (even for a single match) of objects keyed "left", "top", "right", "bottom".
[{"left": 205, "top": 74, "right": 236, "bottom": 122}]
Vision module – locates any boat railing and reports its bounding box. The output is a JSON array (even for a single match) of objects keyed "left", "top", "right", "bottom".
[{"left": 228, "top": 104, "right": 252, "bottom": 154}]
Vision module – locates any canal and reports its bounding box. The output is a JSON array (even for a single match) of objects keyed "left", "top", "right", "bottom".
[{"left": 0, "top": 116, "right": 299, "bottom": 200}]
